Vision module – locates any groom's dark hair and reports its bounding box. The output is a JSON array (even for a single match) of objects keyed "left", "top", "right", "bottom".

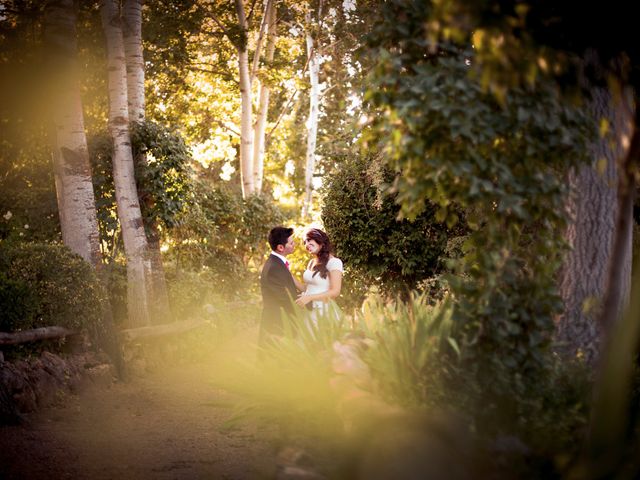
[{"left": 268, "top": 226, "right": 294, "bottom": 251}]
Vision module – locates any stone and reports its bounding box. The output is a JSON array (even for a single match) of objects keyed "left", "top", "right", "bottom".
[
  {"left": 28, "top": 367, "right": 61, "bottom": 407},
  {"left": 85, "top": 364, "right": 116, "bottom": 388}
]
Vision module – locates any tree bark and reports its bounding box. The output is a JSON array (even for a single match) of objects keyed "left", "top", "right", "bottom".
[
  {"left": 0, "top": 326, "right": 77, "bottom": 346},
  {"left": 45, "top": 0, "right": 102, "bottom": 268},
  {"left": 302, "top": 8, "right": 321, "bottom": 218},
  {"left": 235, "top": 0, "right": 255, "bottom": 198},
  {"left": 556, "top": 86, "right": 634, "bottom": 364},
  {"left": 45, "top": 0, "right": 127, "bottom": 378},
  {"left": 101, "top": 0, "right": 151, "bottom": 328},
  {"left": 122, "top": 0, "right": 145, "bottom": 123},
  {"left": 123, "top": 0, "right": 172, "bottom": 324},
  {"left": 587, "top": 125, "right": 639, "bottom": 479},
  {"left": 599, "top": 124, "right": 637, "bottom": 333},
  {"left": 252, "top": 0, "right": 276, "bottom": 193}
]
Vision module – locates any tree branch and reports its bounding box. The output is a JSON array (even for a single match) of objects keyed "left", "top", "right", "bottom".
[{"left": 250, "top": 0, "right": 273, "bottom": 83}]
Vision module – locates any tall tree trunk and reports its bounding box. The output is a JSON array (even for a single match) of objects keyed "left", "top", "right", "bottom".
[
  {"left": 302, "top": 8, "right": 321, "bottom": 218},
  {"left": 45, "top": 0, "right": 102, "bottom": 267},
  {"left": 46, "top": 0, "right": 126, "bottom": 378},
  {"left": 252, "top": 0, "right": 276, "bottom": 194},
  {"left": 122, "top": 0, "right": 144, "bottom": 123},
  {"left": 586, "top": 121, "right": 639, "bottom": 478},
  {"left": 123, "top": 0, "right": 172, "bottom": 324},
  {"left": 235, "top": 0, "right": 255, "bottom": 198},
  {"left": 556, "top": 87, "right": 633, "bottom": 365},
  {"left": 101, "top": 0, "right": 150, "bottom": 328}
]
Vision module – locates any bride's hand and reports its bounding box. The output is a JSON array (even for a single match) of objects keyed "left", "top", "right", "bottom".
[{"left": 295, "top": 294, "right": 312, "bottom": 307}]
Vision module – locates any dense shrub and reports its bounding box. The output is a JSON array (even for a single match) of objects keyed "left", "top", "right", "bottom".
[
  {"left": 0, "top": 242, "right": 105, "bottom": 332},
  {"left": 168, "top": 180, "right": 285, "bottom": 299},
  {"left": 0, "top": 271, "right": 38, "bottom": 330},
  {"left": 365, "top": 4, "right": 594, "bottom": 427},
  {"left": 322, "top": 154, "right": 462, "bottom": 307}
]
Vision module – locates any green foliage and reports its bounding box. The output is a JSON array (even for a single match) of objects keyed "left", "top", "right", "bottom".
[
  {"left": 358, "top": 293, "right": 457, "bottom": 408},
  {"left": 0, "top": 271, "right": 38, "bottom": 330},
  {"left": 425, "top": 0, "right": 640, "bottom": 99},
  {"left": 365, "top": 0, "right": 595, "bottom": 424},
  {"left": 101, "top": 262, "right": 128, "bottom": 327},
  {"left": 88, "top": 120, "right": 193, "bottom": 258},
  {"left": 0, "top": 242, "right": 105, "bottom": 332},
  {"left": 322, "top": 154, "right": 461, "bottom": 307},
  {"left": 0, "top": 117, "right": 60, "bottom": 244},
  {"left": 168, "top": 180, "right": 285, "bottom": 299},
  {"left": 131, "top": 121, "right": 193, "bottom": 230}
]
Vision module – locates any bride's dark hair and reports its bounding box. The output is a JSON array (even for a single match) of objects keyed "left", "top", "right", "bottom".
[{"left": 306, "top": 228, "right": 332, "bottom": 279}]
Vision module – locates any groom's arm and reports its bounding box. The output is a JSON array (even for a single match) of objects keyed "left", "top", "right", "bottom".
[{"left": 263, "top": 266, "right": 296, "bottom": 308}]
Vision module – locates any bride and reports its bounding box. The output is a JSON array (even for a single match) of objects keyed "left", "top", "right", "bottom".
[{"left": 294, "top": 228, "right": 343, "bottom": 319}]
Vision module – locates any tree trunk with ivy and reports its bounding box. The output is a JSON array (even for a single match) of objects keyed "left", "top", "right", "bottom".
[
  {"left": 123, "top": 0, "right": 172, "bottom": 323},
  {"left": 556, "top": 87, "right": 633, "bottom": 364},
  {"left": 101, "top": 0, "right": 150, "bottom": 328}
]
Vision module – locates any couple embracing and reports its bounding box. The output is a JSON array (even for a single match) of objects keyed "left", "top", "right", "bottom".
[{"left": 259, "top": 226, "right": 343, "bottom": 344}]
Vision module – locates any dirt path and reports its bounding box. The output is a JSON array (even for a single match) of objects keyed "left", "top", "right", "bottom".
[{"left": 0, "top": 352, "right": 278, "bottom": 479}]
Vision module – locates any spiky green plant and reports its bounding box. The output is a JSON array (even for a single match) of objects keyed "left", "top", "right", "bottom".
[
  {"left": 357, "top": 293, "right": 458, "bottom": 408},
  {"left": 211, "top": 305, "right": 351, "bottom": 437}
]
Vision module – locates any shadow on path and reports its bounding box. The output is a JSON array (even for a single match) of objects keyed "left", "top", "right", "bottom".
[{"left": 0, "top": 338, "right": 276, "bottom": 480}]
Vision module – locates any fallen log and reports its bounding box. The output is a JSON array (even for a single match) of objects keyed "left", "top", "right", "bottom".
[
  {"left": 119, "top": 301, "right": 258, "bottom": 342},
  {"left": 119, "top": 319, "right": 210, "bottom": 342},
  {"left": 0, "top": 326, "right": 78, "bottom": 346}
]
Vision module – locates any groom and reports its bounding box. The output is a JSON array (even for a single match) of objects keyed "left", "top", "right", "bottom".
[{"left": 259, "top": 226, "right": 297, "bottom": 344}]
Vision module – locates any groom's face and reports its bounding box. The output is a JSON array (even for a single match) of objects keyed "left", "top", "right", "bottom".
[{"left": 281, "top": 235, "right": 295, "bottom": 256}]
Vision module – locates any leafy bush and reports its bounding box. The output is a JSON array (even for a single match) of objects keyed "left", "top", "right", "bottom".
[
  {"left": 0, "top": 155, "right": 60, "bottom": 244},
  {"left": 322, "top": 154, "right": 462, "bottom": 308},
  {"left": 365, "top": 8, "right": 595, "bottom": 421},
  {"left": 0, "top": 242, "right": 105, "bottom": 332},
  {"left": 102, "top": 262, "right": 128, "bottom": 327},
  {"left": 168, "top": 180, "right": 285, "bottom": 299},
  {"left": 0, "top": 271, "right": 38, "bottom": 330},
  {"left": 89, "top": 121, "right": 193, "bottom": 258}
]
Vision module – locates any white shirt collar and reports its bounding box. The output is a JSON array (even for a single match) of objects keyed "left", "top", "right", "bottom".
[{"left": 271, "top": 251, "right": 288, "bottom": 265}]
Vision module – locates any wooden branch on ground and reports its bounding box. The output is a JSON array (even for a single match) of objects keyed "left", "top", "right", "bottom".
[
  {"left": 120, "top": 319, "right": 209, "bottom": 342},
  {"left": 119, "top": 300, "right": 259, "bottom": 342},
  {"left": 0, "top": 327, "right": 78, "bottom": 346}
]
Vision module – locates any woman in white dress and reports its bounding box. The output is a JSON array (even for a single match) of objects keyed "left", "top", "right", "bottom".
[{"left": 294, "top": 228, "right": 343, "bottom": 318}]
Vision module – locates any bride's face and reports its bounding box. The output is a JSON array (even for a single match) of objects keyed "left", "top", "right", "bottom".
[{"left": 304, "top": 238, "right": 320, "bottom": 255}]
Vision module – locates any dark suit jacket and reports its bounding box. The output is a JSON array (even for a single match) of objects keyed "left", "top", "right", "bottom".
[{"left": 259, "top": 254, "right": 297, "bottom": 339}]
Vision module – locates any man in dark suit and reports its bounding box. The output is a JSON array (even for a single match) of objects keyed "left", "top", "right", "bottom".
[{"left": 259, "top": 226, "right": 298, "bottom": 344}]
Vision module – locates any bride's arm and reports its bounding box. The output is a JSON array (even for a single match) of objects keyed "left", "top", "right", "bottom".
[{"left": 295, "top": 270, "right": 342, "bottom": 306}]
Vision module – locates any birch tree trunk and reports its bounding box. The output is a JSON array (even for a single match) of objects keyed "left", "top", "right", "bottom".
[
  {"left": 556, "top": 87, "right": 633, "bottom": 365},
  {"left": 122, "top": 0, "right": 144, "bottom": 123},
  {"left": 45, "top": 0, "right": 102, "bottom": 268},
  {"left": 235, "top": 0, "right": 255, "bottom": 198},
  {"left": 101, "top": 0, "right": 150, "bottom": 328},
  {"left": 123, "top": 0, "right": 172, "bottom": 324},
  {"left": 252, "top": 0, "right": 276, "bottom": 194},
  {"left": 302, "top": 8, "right": 321, "bottom": 218},
  {"left": 46, "top": 0, "right": 126, "bottom": 378}
]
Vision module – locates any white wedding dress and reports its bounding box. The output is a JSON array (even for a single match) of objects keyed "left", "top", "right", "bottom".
[{"left": 302, "top": 257, "right": 343, "bottom": 320}]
